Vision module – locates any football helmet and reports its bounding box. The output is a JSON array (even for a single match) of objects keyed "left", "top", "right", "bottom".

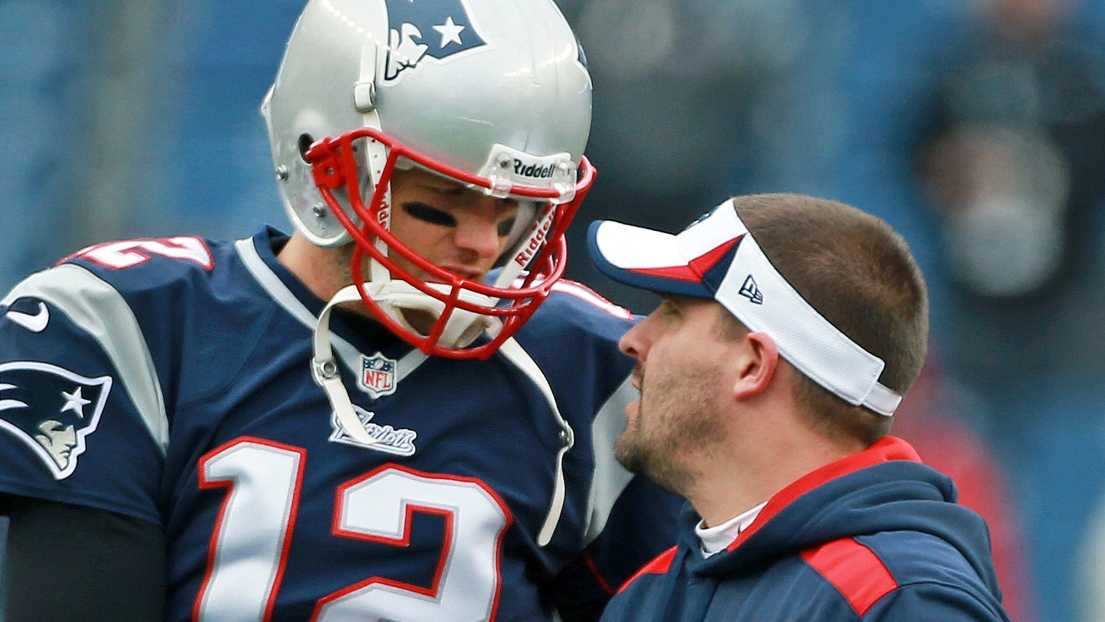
[{"left": 261, "top": 0, "right": 595, "bottom": 359}]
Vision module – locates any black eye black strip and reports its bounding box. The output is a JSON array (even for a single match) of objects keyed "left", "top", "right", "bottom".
[{"left": 404, "top": 202, "right": 457, "bottom": 227}]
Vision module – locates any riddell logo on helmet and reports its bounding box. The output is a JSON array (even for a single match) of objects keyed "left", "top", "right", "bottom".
[
  {"left": 512, "top": 211, "right": 554, "bottom": 266},
  {"left": 514, "top": 159, "right": 559, "bottom": 179}
]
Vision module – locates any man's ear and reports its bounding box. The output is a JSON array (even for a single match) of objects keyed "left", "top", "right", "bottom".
[{"left": 732, "top": 331, "right": 779, "bottom": 400}]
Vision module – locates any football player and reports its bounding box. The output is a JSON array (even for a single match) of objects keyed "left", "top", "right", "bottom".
[{"left": 0, "top": 1, "right": 682, "bottom": 620}]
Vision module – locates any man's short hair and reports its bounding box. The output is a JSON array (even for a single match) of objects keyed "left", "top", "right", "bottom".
[{"left": 728, "top": 193, "right": 929, "bottom": 444}]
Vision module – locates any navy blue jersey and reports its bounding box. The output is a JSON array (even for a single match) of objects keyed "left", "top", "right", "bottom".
[
  {"left": 0, "top": 228, "right": 681, "bottom": 621},
  {"left": 601, "top": 437, "right": 1011, "bottom": 622}
]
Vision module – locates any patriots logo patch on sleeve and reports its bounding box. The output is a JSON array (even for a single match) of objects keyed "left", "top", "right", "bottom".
[{"left": 0, "top": 361, "right": 112, "bottom": 479}]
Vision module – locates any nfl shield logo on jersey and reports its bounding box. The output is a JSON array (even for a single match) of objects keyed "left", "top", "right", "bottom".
[
  {"left": 0, "top": 361, "right": 112, "bottom": 480},
  {"left": 359, "top": 353, "right": 398, "bottom": 400}
]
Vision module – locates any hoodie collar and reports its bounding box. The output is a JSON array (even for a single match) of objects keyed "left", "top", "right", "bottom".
[{"left": 725, "top": 436, "right": 922, "bottom": 552}]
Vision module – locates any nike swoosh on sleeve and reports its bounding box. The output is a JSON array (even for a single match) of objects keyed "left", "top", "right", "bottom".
[{"left": 6, "top": 302, "right": 50, "bottom": 332}]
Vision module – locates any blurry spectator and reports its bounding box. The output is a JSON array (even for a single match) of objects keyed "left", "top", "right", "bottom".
[
  {"left": 556, "top": 0, "right": 809, "bottom": 313},
  {"left": 893, "top": 357, "right": 1037, "bottom": 622},
  {"left": 916, "top": 0, "right": 1105, "bottom": 305},
  {"left": 1079, "top": 492, "right": 1105, "bottom": 621},
  {"left": 913, "top": 1, "right": 1105, "bottom": 620}
]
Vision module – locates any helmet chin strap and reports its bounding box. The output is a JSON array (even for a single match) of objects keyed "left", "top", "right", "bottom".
[
  {"left": 311, "top": 285, "right": 380, "bottom": 447},
  {"left": 310, "top": 281, "right": 503, "bottom": 447},
  {"left": 310, "top": 283, "right": 574, "bottom": 547},
  {"left": 363, "top": 280, "right": 502, "bottom": 349}
]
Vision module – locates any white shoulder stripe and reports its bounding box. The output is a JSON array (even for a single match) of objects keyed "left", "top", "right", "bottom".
[
  {"left": 235, "top": 237, "right": 317, "bottom": 327},
  {"left": 2, "top": 264, "right": 169, "bottom": 454},
  {"left": 584, "top": 374, "right": 637, "bottom": 544},
  {"left": 497, "top": 337, "right": 575, "bottom": 547}
]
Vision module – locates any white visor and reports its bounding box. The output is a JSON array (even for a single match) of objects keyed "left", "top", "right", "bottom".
[{"left": 587, "top": 198, "right": 901, "bottom": 416}]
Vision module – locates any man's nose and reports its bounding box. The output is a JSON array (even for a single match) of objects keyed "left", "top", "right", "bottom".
[{"left": 619, "top": 319, "right": 648, "bottom": 360}]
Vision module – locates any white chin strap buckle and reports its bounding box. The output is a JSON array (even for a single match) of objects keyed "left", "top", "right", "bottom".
[{"left": 310, "top": 282, "right": 502, "bottom": 447}]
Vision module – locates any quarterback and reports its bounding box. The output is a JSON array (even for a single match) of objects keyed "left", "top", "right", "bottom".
[{"left": 0, "top": 1, "right": 681, "bottom": 620}]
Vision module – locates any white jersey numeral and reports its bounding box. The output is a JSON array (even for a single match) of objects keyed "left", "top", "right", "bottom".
[
  {"left": 196, "top": 439, "right": 304, "bottom": 621},
  {"left": 196, "top": 439, "right": 511, "bottom": 622},
  {"left": 316, "top": 466, "right": 510, "bottom": 621},
  {"left": 75, "top": 237, "right": 214, "bottom": 269}
]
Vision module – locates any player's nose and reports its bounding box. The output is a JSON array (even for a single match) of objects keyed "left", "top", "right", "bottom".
[{"left": 453, "top": 215, "right": 505, "bottom": 260}]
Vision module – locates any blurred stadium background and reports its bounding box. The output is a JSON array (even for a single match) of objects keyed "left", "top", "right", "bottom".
[{"left": 5, "top": 1, "right": 1105, "bottom": 620}]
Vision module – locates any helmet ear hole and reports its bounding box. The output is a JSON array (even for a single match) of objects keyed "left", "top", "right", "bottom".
[{"left": 297, "top": 133, "right": 315, "bottom": 162}]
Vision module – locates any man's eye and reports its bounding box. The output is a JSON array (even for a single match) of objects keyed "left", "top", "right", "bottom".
[
  {"left": 659, "top": 296, "right": 682, "bottom": 317},
  {"left": 497, "top": 218, "right": 517, "bottom": 237},
  {"left": 404, "top": 202, "right": 457, "bottom": 227}
]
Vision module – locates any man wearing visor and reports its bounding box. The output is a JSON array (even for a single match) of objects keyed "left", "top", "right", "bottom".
[{"left": 589, "top": 193, "right": 1011, "bottom": 621}]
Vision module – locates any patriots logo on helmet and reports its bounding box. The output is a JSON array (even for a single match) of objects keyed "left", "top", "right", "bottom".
[
  {"left": 383, "top": 0, "right": 488, "bottom": 81},
  {"left": 0, "top": 361, "right": 112, "bottom": 480}
]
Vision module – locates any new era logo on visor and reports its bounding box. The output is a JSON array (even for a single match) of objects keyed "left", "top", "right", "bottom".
[{"left": 739, "top": 275, "right": 763, "bottom": 304}]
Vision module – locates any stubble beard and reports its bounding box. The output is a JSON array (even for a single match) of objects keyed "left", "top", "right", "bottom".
[{"left": 614, "top": 366, "right": 726, "bottom": 497}]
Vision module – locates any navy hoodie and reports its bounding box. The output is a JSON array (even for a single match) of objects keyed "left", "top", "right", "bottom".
[{"left": 601, "top": 436, "right": 1011, "bottom": 621}]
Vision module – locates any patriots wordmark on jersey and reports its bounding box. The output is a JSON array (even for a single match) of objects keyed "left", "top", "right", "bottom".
[{"left": 0, "top": 228, "right": 682, "bottom": 621}]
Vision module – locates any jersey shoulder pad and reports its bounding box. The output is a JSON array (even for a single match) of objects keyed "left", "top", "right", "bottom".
[
  {"left": 548, "top": 279, "right": 634, "bottom": 319},
  {"left": 518, "top": 279, "right": 638, "bottom": 350},
  {"left": 538, "top": 279, "right": 636, "bottom": 326},
  {"left": 60, "top": 235, "right": 232, "bottom": 292}
]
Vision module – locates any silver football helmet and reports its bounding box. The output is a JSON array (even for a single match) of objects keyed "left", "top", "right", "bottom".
[{"left": 261, "top": 0, "right": 595, "bottom": 359}]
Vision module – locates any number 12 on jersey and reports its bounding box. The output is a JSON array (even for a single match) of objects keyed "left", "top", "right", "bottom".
[{"left": 196, "top": 437, "right": 512, "bottom": 621}]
